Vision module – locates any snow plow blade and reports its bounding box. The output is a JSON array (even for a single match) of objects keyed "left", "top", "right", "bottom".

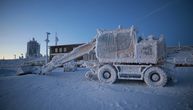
[{"left": 41, "top": 40, "right": 96, "bottom": 74}]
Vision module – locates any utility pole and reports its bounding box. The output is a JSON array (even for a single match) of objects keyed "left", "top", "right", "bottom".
[
  {"left": 55, "top": 32, "right": 59, "bottom": 46},
  {"left": 45, "top": 32, "right": 51, "bottom": 63}
]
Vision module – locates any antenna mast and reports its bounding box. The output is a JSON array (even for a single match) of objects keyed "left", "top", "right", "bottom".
[{"left": 55, "top": 32, "right": 59, "bottom": 46}]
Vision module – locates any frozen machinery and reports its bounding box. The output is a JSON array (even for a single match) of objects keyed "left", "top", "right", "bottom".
[{"left": 41, "top": 26, "right": 168, "bottom": 87}]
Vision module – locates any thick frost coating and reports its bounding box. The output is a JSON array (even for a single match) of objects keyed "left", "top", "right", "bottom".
[
  {"left": 95, "top": 26, "right": 166, "bottom": 64},
  {"left": 32, "top": 25, "right": 192, "bottom": 76},
  {"left": 63, "top": 60, "right": 77, "bottom": 72},
  {"left": 41, "top": 26, "right": 166, "bottom": 74},
  {"left": 96, "top": 27, "right": 135, "bottom": 60},
  {"left": 41, "top": 40, "right": 96, "bottom": 74}
]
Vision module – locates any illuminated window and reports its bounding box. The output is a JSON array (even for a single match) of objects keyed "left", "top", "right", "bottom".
[
  {"left": 55, "top": 48, "right": 58, "bottom": 53},
  {"left": 63, "top": 48, "right": 67, "bottom": 52},
  {"left": 59, "top": 48, "right": 62, "bottom": 53}
]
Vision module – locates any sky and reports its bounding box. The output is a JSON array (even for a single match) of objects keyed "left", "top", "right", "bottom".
[{"left": 0, "top": 0, "right": 193, "bottom": 59}]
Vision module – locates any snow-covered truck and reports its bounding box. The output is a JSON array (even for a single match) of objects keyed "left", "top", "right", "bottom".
[
  {"left": 40, "top": 26, "right": 167, "bottom": 87},
  {"left": 18, "top": 26, "right": 193, "bottom": 87}
]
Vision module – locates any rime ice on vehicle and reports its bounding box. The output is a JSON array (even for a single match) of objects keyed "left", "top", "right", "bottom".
[
  {"left": 41, "top": 26, "right": 168, "bottom": 87},
  {"left": 63, "top": 60, "right": 77, "bottom": 72},
  {"left": 95, "top": 26, "right": 166, "bottom": 64},
  {"left": 41, "top": 41, "right": 96, "bottom": 74},
  {"left": 96, "top": 27, "right": 136, "bottom": 63},
  {"left": 40, "top": 26, "right": 169, "bottom": 87}
]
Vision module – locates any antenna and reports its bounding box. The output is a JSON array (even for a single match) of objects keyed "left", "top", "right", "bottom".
[{"left": 55, "top": 32, "right": 59, "bottom": 46}]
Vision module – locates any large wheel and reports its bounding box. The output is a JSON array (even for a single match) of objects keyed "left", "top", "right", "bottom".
[
  {"left": 98, "top": 65, "right": 117, "bottom": 84},
  {"left": 144, "top": 67, "right": 167, "bottom": 87}
]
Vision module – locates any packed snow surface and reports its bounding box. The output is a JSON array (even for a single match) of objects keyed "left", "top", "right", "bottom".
[{"left": 0, "top": 67, "right": 193, "bottom": 110}]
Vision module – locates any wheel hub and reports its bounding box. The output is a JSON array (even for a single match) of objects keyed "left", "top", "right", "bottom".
[
  {"left": 103, "top": 71, "right": 111, "bottom": 79},
  {"left": 151, "top": 73, "right": 160, "bottom": 82}
]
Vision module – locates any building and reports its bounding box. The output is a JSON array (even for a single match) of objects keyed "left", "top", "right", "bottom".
[
  {"left": 49, "top": 43, "right": 97, "bottom": 61},
  {"left": 49, "top": 43, "right": 84, "bottom": 61},
  {"left": 26, "top": 38, "right": 41, "bottom": 58}
]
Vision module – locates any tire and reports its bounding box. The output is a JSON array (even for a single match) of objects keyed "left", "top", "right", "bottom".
[
  {"left": 98, "top": 65, "right": 117, "bottom": 84},
  {"left": 144, "top": 66, "right": 167, "bottom": 87}
]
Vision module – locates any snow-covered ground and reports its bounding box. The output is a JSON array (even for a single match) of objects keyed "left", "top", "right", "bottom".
[{"left": 0, "top": 67, "right": 193, "bottom": 110}]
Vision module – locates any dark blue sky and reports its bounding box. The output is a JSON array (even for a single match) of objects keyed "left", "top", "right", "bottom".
[{"left": 0, "top": 0, "right": 193, "bottom": 59}]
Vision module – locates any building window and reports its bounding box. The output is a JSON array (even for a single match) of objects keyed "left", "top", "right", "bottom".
[
  {"left": 63, "top": 48, "right": 67, "bottom": 52},
  {"left": 59, "top": 47, "right": 63, "bottom": 53},
  {"left": 55, "top": 48, "right": 58, "bottom": 53}
]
